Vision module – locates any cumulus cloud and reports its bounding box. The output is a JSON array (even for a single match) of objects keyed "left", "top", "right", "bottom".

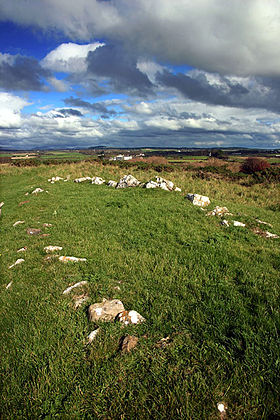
[
  {"left": 2, "top": 0, "right": 280, "bottom": 76},
  {"left": 64, "top": 96, "right": 117, "bottom": 118},
  {"left": 0, "top": 53, "right": 50, "bottom": 91},
  {"left": 41, "top": 42, "right": 104, "bottom": 73},
  {"left": 0, "top": 92, "right": 29, "bottom": 128}
]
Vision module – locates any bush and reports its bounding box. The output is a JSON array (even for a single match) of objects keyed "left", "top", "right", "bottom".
[{"left": 241, "top": 157, "right": 270, "bottom": 174}]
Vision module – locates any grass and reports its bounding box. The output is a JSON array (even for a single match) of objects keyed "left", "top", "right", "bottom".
[{"left": 0, "top": 162, "right": 280, "bottom": 418}]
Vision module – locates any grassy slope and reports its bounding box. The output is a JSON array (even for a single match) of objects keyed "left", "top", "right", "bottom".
[{"left": 0, "top": 162, "right": 280, "bottom": 419}]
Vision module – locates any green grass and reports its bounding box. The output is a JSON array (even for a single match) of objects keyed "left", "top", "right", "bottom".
[{"left": 0, "top": 162, "right": 280, "bottom": 418}]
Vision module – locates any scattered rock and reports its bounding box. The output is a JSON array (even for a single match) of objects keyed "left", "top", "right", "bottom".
[
  {"left": 144, "top": 177, "right": 175, "bottom": 191},
  {"left": 116, "top": 310, "right": 145, "bottom": 325},
  {"left": 40, "top": 233, "right": 50, "bottom": 237},
  {"left": 108, "top": 180, "right": 118, "bottom": 188},
  {"left": 62, "top": 281, "right": 88, "bottom": 295},
  {"left": 145, "top": 180, "right": 158, "bottom": 189},
  {"left": 44, "top": 245, "right": 63, "bottom": 253},
  {"left": 252, "top": 227, "right": 279, "bottom": 238},
  {"left": 17, "top": 246, "right": 27, "bottom": 253},
  {"left": 207, "top": 206, "right": 232, "bottom": 217},
  {"left": 264, "top": 231, "right": 279, "bottom": 239},
  {"left": 114, "top": 286, "right": 121, "bottom": 291},
  {"left": 13, "top": 220, "right": 25, "bottom": 227},
  {"left": 59, "top": 256, "right": 87, "bottom": 263},
  {"left": 256, "top": 219, "right": 273, "bottom": 227},
  {"left": 32, "top": 188, "right": 44, "bottom": 194},
  {"left": 74, "top": 177, "right": 92, "bottom": 183},
  {"left": 119, "top": 335, "right": 139, "bottom": 353},
  {"left": 8, "top": 258, "right": 24, "bottom": 269},
  {"left": 174, "top": 187, "right": 182, "bottom": 192},
  {"left": 116, "top": 174, "right": 140, "bottom": 189},
  {"left": 6, "top": 281, "right": 13, "bottom": 289},
  {"left": 88, "top": 299, "right": 125, "bottom": 322},
  {"left": 233, "top": 221, "right": 246, "bottom": 227},
  {"left": 19, "top": 200, "right": 30, "bottom": 206},
  {"left": 24, "top": 192, "right": 29, "bottom": 196},
  {"left": 221, "top": 219, "right": 230, "bottom": 227},
  {"left": 48, "top": 176, "right": 64, "bottom": 182},
  {"left": 92, "top": 176, "right": 106, "bottom": 185},
  {"left": 26, "top": 228, "right": 42, "bottom": 235},
  {"left": 87, "top": 328, "right": 100, "bottom": 344},
  {"left": 155, "top": 336, "right": 172, "bottom": 348},
  {"left": 217, "top": 402, "right": 227, "bottom": 418},
  {"left": 43, "top": 223, "right": 52, "bottom": 228},
  {"left": 73, "top": 293, "right": 90, "bottom": 309},
  {"left": 186, "top": 193, "right": 210, "bottom": 207}
]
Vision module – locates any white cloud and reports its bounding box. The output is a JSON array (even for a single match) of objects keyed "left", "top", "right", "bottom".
[
  {"left": 0, "top": 92, "right": 29, "bottom": 128},
  {"left": 47, "top": 76, "right": 69, "bottom": 92},
  {"left": 41, "top": 42, "right": 104, "bottom": 73}
]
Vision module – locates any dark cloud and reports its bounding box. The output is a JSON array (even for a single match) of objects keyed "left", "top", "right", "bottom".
[
  {"left": 64, "top": 96, "right": 117, "bottom": 117},
  {"left": 57, "top": 108, "right": 83, "bottom": 117},
  {"left": 87, "top": 45, "right": 154, "bottom": 96},
  {"left": 156, "top": 70, "right": 280, "bottom": 114},
  {"left": 0, "top": 55, "right": 50, "bottom": 91}
]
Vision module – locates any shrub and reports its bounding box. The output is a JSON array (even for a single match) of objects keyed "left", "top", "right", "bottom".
[{"left": 241, "top": 157, "right": 270, "bottom": 174}]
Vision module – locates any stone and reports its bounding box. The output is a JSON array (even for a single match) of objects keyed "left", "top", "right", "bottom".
[
  {"left": 59, "top": 256, "right": 87, "bottom": 263},
  {"left": 119, "top": 335, "right": 139, "bottom": 353},
  {"left": 32, "top": 188, "right": 44, "bottom": 194},
  {"left": 87, "top": 328, "right": 100, "bottom": 344},
  {"left": 145, "top": 181, "right": 158, "bottom": 189},
  {"left": 155, "top": 336, "right": 172, "bottom": 348},
  {"left": 116, "top": 174, "right": 140, "bottom": 188},
  {"left": 27, "top": 228, "right": 42, "bottom": 235},
  {"left": 43, "top": 223, "right": 52, "bottom": 227},
  {"left": 252, "top": 228, "right": 279, "bottom": 239},
  {"left": 19, "top": 200, "right": 30, "bottom": 206},
  {"left": 186, "top": 193, "right": 210, "bottom": 207},
  {"left": 108, "top": 180, "right": 118, "bottom": 188},
  {"left": 74, "top": 177, "right": 92, "bottom": 183},
  {"left": 0, "top": 201, "right": 3, "bottom": 216},
  {"left": 233, "top": 221, "right": 246, "bottom": 227},
  {"left": 207, "top": 206, "right": 231, "bottom": 217},
  {"left": 62, "top": 281, "right": 88, "bottom": 294},
  {"left": 17, "top": 247, "right": 27, "bottom": 253},
  {"left": 174, "top": 187, "right": 182, "bottom": 192},
  {"left": 256, "top": 219, "right": 273, "bottom": 227},
  {"left": 156, "top": 176, "right": 174, "bottom": 191},
  {"left": 48, "top": 176, "right": 64, "bottom": 182},
  {"left": 88, "top": 299, "right": 125, "bottom": 322},
  {"left": 6, "top": 281, "right": 13, "bottom": 289},
  {"left": 13, "top": 220, "right": 25, "bottom": 227},
  {"left": 73, "top": 294, "right": 90, "bottom": 309},
  {"left": 92, "top": 176, "right": 106, "bottom": 185},
  {"left": 44, "top": 245, "right": 63, "bottom": 253},
  {"left": 8, "top": 258, "right": 24, "bottom": 269},
  {"left": 221, "top": 219, "right": 230, "bottom": 227},
  {"left": 116, "top": 310, "right": 145, "bottom": 325}
]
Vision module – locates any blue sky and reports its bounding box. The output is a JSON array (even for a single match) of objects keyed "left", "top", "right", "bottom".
[{"left": 1, "top": 0, "right": 280, "bottom": 150}]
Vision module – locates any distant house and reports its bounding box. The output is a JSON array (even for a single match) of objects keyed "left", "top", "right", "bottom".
[{"left": 113, "top": 154, "right": 132, "bottom": 161}]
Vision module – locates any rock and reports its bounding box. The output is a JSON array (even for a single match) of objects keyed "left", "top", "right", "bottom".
[
  {"left": 59, "top": 256, "right": 87, "bottom": 263},
  {"left": 92, "top": 176, "right": 106, "bottom": 185},
  {"left": 41, "top": 233, "right": 50, "bottom": 237},
  {"left": 13, "top": 220, "right": 25, "bottom": 227},
  {"left": 119, "top": 335, "right": 139, "bottom": 353},
  {"left": 48, "top": 176, "right": 64, "bottom": 182},
  {"left": 32, "top": 188, "right": 44, "bottom": 194},
  {"left": 44, "top": 245, "right": 63, "bottom": 253},
  {"left": 233, "top": 221, "right": 246, "bottom": 227},
  {"left": 8, "top": 258, "right": 24, "bottom": 269},
  {"left": 186, "top": 193, "right": 210, "bottom": 207},
  {"left": 221, "top": 219, "right": 230, "bottom": 227},
  {"left": 252, "top": 228, "right": 279, "bottom": 238},
  {"left": 174, "top": 187, "right": 182, "bottom": 192},
  {"left": 108, "top": 180, "right": 118, "bottom": 188},
  {"left": 156, "top": 176, "right": 174, "bottom": 191},
  {"left": 116, "top": 310, "right": 145, "bottom": 325},
  {"left": 264, "top": 231, "right": 279, "bottom": 239},
  {"left": 62, "top": 281, "right": 88, "bottom": 295},
  {"left": 17, "top": 246, "right": 27, "bottom": 253},
  {"left": 256, "top": 219, "right": 273, "bottom": 227},
  {"left": 6, "top": 281, "right": 13, "bottom": 289},
  {"left": 87, "top": 328, "right": 100, "bottom": 344},
  {"left": 43, "top": 223, "right": 52, "bottom": 228},
  {"left": 0, "top": 201, "right": 3, "bottom": 216},
  {"left": 73, "top": 293, "right": 90, "bottom": 309},
  {"left": 145, "top": 181, "right": 158, "bottom": 189},
  {"left": 27, "top": 228, "right": 42, "bottom": 235},
  {"left": 88, "top": 299, "right": 125, "bottom": 322},
  {"left": 74, "top": 177, "right": 92, "bottom": 183},
  {"left": 207, "top": 206, "right": 232, "bottom": 217},
  {"left": 217, "top": 402, "right": 228, "bottom": 419},
  {"left": 155, "top": 336, "right": 172, "bottom": 348},
  {"left": 19, "top": 200, "right": 30, "bottom": 206},
  {"left": 116, "top": 174, "right": 140, "bottom": 189}
]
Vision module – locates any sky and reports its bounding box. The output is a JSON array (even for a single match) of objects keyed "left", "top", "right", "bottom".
[{"left": 1, "top": 0, "right": 280, "bottom": 150}]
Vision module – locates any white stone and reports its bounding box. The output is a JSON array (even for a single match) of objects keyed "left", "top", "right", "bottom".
[
  {"left": 186, "top": 193, "right": 210, "bottom": 207},
  {"left": 145, "top": 181, "right": 158, "bottom": 189},
  {"left": 17, "top": 247, "right": 27, "bottom": 252},
  {"left": 256, "top": 219, "right": 272, "bottom": 227},
  {"left": 156, "top": 177, "right": 174, "bottom": 191},
  {"left": 116, "top": 174, "right": 140, "bottom": 188},
  {"left": 207, "top": 206, "right": 231, "bottom": 217},
  {"left": 88, "top": 328, "right": 100, "bottom": 343},
  {"left": 6, "top": 281, "right": 13, "bottom": 289},
  {"left": 92, "top": 176, "right": 106, "bottom": 185},
  {"left": 13, "top": 220, "right": 25, "bottom": 227},
  {"left": 44, "top": 245, "right": 63, "bottom": 253},
  {"left": 74, "top": 177, "right": 92, "bottom": 183},
  {"left": 116, "top": 310, "right": 145, "bottom": 325},
  {"left": 221, "top": 220, "right": 230, "bottom": 227},
  {"left": 32, "top": 188, "right": 44, "bottom": 194},
  {"left": 8, "top": 258, "right": 24, "bottom": 269},
  {"left": 59, "top": 256, "right": 87, "bottom": 263},
  {"left": 264, "top": 231, "right": 279, "bottom": 239},
  {"left": 217, "top": 403, "right": 226, "bottom": 413},
  {"left": 108, "top": 180, "right": 117, "bottom": 188},
  {"left": 233, "top": 221, "right": 246, "bottom": 227},
  {"left": 62, "top": 280, "right": 88, "bottom": 294},
  {"left": 174, "top": 187, "right": 182, "bottom": 192}
]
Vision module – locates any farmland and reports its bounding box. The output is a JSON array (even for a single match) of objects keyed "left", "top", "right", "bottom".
[{"left": 0, "top": 159, "right": 280, "bottom": 418}]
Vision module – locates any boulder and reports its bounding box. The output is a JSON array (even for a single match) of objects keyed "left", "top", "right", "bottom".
[
  {"left": 88, "top": 299, "right": 125, "bottom": 322},
  {"left": 108, "top": 180, "right": 118, "bottom": 188},
  {"left": 145, "top": 181, "right": 158, "bottom": 189},
  {"left": 74, "top": 177, "right": 92, "bottom": 183},
  {"left": 156, "top": 177, "right": 174, "bottom": 191},
  {"left": 92, "top": 177, "right": 106, "bottom": 185},
  {"left": 116, "top": 310, "right": 145, "bottom": 325},
  {"left": 233, "top": 221, "right": 246, "bottom": 227},
  {"left": 186, "top": 193, "right": 210, "bottom": 207},
  {"left": 44, "top": 245, "right": 63, "bottom": 253},
  {"left": 116, "top": 175, "right": 140, "bottom": 188},
  {"left": 207, "top": 206, "right": 231, "bottom": 216}
]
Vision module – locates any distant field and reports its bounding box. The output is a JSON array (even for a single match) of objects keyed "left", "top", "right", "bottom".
[{"left": 0, "top": 161, "right": 279, "bottom": 418}]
